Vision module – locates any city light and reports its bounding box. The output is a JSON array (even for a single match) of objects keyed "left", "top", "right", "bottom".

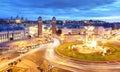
[
  {"left": 15, "top": 19, "right": 21, "bottom": 23},
  {"left": 0, "top": 1, "right": 120, "bottom": 71},
  {"left": 29, "top": 26, "right": 38, "bottom": 37}
]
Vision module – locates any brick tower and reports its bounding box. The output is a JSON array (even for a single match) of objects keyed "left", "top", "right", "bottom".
[
  {"left": 52, "top": 17, "right": 56, "bottom": 35},
  {"left": 38, "top": 16, "right": 43, "bottom": 36}
]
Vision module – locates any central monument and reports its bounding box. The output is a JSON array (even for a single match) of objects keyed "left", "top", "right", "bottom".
[
  {"left": 84, "top": 26, "right": 97, "bottom": 48},
  {"left": 69, "top": 26, "right": 109, "bottom": 55}
]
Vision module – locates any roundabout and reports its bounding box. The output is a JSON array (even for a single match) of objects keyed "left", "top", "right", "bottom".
[
  {"left": 45, "top": 26, "right": 120, "bottom": 72},
  {"left": 45, "top": 38, "right": 120, "bottom": 72},
  {"left": 56, "top": 26, "right": 120, "bottom": 62},
  {"left": 56, "top": 41, "right": 120, "bottom": 62}
]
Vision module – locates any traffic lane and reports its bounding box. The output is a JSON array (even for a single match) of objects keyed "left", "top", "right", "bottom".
[{"left": 45, "top": 38, "right": 120, "bottom": 72}]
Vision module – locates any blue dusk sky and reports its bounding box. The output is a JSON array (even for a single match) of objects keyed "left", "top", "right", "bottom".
[{"left": 0, "top": 0, "right": 120, "bottom": 22}]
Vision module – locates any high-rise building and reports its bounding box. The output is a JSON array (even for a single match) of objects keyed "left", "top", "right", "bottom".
[
  {"left": 38, "top": 16, "right": 43, "bottom": 36},
  {"left": 52, "top": 17, "right": 56, "bottom": 35}
]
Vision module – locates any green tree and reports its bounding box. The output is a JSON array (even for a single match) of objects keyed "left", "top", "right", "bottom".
[{"left": 56, "top": 29, "right": 62, "bottom": 35}]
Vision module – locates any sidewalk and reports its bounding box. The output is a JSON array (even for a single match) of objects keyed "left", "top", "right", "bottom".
[{"left": 16, "top": 59, "right": 40, "bottom": 72}]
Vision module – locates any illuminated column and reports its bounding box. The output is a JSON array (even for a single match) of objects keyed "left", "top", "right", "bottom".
[
  {"left": 52, "top": 17, "right": 56, "bottom": 35},
  {"left": 38, "top": 16, "right": 43, "bottom": 36},
  {"left": 84, "top": 26, "right": 94, "bottom": 44}
]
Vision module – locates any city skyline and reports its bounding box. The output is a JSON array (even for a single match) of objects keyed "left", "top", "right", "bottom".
[{"left": 0, "top": 0, "right": 120, "bottom": 22}]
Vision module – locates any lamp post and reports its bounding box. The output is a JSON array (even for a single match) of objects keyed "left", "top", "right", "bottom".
[
  {"left": 60, "top": 34, "right": 64, "bottom": 43},
  {"left": 102, "top": 40, "right": 106, "bottom": 48}
]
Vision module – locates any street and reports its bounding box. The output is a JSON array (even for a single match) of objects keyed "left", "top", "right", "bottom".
[{"left": 1, "top": 35, "right": 120, "bottom": 72}]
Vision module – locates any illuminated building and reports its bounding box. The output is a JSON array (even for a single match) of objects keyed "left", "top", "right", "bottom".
[
  {"left": 61, "top": 26, "right": 112, "bottom": 36},
  {"left": 0, "top": 30, "right": 26, "bottom": 43},
  {"left": 15, "top": 16, "right": 21, "bottom": 24},
  {"left": 29, "top": 25, "right": 38, "bottom": 37},
  {"left": 0, "top": 26, "right": 29, "bottom": 43}
]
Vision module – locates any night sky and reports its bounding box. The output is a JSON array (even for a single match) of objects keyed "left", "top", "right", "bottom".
[{"left": 0, "top": 0, "right": 120, "bottom": 22}]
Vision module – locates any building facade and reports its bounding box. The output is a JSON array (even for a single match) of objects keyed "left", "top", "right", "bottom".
[
  {"left": 61, "top": 26, "right": 112, "bottom": 36},
  {"left": 0, "top": 30, "right": 27, "bottom": 43}
]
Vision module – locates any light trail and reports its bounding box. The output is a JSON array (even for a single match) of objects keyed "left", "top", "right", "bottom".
[
  {"left": 45, "top": 38, "right": 120, "bottom": 72},
  {"left": 0, "top": 44, "right": 47, "bottom": 71}
]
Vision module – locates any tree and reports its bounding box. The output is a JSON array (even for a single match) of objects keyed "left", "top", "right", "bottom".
[{"left": 56, "top": 29, "right": 62, "bottom": 35}]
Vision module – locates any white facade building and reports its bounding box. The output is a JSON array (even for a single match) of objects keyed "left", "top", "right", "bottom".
[
  {"left": 61, "top": 26, "right": 112, "bottom": 36},
  {"left": 0, "top": 29, "right": 29, "bottom": 43},
  {"left": 97, "top": 26, "right": 105, "bottom": 36},
  {"left": 61, "top": 28, "right": 81, "bottom": 35}
]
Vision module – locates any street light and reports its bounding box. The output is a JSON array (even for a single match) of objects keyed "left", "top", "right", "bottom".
[
  {"left": 102, "top": 40, "right": 106, "bottom": 47},
  {"left": 60, "top": 34, "right": 65, "bottom": 43}
]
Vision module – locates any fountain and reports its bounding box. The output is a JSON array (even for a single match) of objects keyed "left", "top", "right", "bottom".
[
  {"left": 71, "top": 26, "right": 109, "bottom": 55},
  {"left": 84, "top": 26, "right": 97, "bottom": 48},
  {"left": 57, "top": 26, "right": 120, "bottom": 61}
]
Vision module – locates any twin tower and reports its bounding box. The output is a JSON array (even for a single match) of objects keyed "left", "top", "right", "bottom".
[{"left": 38, "top": 16, "right": 56, "bottom": 36}]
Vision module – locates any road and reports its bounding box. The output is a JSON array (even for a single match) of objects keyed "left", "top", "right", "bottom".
[
  {"left": 1, "top": 37, "right": 120, "bottom": 72},
  {"left": 0, "top": 43, "right": 45, "bottom": 70},
  {"left": 44, "top": 38, "right": 120, "bottom": 72},
  {"left": 0, "top": 38, "right": 71, "bottom": 72}
]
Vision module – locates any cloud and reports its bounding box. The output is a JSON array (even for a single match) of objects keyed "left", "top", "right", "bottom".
[
  {"left": 1, "top": 0, "right": 115, "bottom": 9},
  {"left": 0, "top": 0, "right": 120, "bottom": 22},
  {"left": 43, "top": 0, "right": 115, "bottom": 10}
]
